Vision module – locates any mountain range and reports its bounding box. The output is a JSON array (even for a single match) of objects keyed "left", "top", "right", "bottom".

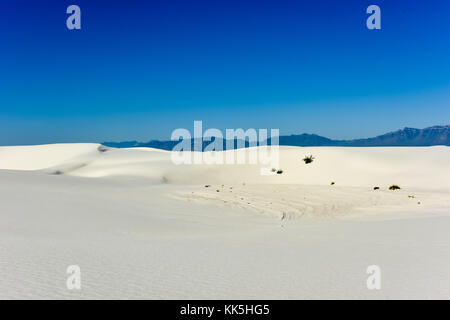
[{"left": 103, "top": 125, "right": 450, "bottom": 150}]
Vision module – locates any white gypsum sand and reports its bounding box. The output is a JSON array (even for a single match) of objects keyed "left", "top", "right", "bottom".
[{"left": 0, "top": 143, "right": 450, "bottom": 299}]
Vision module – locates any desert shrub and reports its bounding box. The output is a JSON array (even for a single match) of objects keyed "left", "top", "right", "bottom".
[
  {"left": 276, "top": 170, "right": 283, "bottom": 174},
  {"left": 389, "top": 185, "right": 401, "bottom": 190},
  {"left": 97, "top": 145, "right": 110, "bottom": 153},
  {"left": 331, "top": 182, "right": 335, "bottom": 185},
  {"left": 303, "top": 155, "right": 315, "bottom": 164},
  {"left": 373, "top": 186, "right": 380, "bottom": 190}
]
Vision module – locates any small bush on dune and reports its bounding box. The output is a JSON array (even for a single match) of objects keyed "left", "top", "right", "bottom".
[
  {"left": 97, "top": 145, "right": 110, "bottom": 153},
  {"left": 389, "top": 185, "right": 401, "bottom": 190},
  {"left": 276, "top": 170, "right": 283, "bottom": 174},
  {"left": 373, "top": 186, "right": 380, "bottom": 190},
  {"left": 303, "top": 155, "right": 315, "bottom": 164}
]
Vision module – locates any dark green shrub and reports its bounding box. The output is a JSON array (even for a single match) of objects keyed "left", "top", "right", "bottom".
[
  {"left": 389, "top": 185, "right": 401, "bottom": 190},
  {"left": 303, "top": 155, "right": 315, "bottom": 164}
]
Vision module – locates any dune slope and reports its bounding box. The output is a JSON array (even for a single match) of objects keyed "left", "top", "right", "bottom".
[{"left": 1, "top": 144, "right": 450, "bottom": 299}]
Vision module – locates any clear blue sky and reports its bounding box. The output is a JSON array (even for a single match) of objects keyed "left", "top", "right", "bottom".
[{"left": 1, "top": 0, "right": 449, "bottom": 145}]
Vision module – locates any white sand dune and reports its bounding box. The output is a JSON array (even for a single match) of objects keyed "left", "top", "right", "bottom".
[
  {"left": 3, "top": 143, "right": 449, "bottom": 188},
  {"left": 1, "top": 143, "right": 450, "bottom": 299},
  {"left": 0, "top": 143, "right": 102, "bottom": 171}
]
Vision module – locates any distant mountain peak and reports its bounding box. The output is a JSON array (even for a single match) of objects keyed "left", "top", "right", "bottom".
[{"left": 103, "top": 125, "right": 450, "bottom": 150}]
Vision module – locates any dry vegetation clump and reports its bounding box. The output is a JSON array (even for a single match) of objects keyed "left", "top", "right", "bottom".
[{"left": 303, "top": 155, "right": 315, "bottom": 164}]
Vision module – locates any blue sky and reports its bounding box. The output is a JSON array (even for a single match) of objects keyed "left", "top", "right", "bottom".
[{"left": 1, "top": 0, "right": 449, "bottom": 145}]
